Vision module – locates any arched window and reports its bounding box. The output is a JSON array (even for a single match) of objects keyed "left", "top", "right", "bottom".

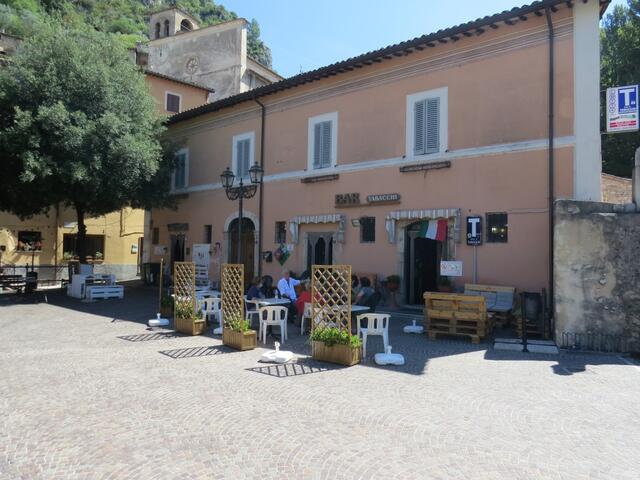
[
  {"left": 155, "top": 22, "right": 160, "bottom": 39},
  {"left": 180, "top": 19, "right": 192, "bottom": 32},
  {"left": 164, "top": 19, "right": 170, "bottom": 37}
]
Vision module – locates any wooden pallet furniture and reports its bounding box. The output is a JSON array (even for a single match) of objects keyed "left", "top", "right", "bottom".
[
  {"left": 423, "top": 292, "right": 490, "bottom": 344},
  {"left": 86, "top": 285, "right": 124, "bottom": 300},
  {"left": 464, "top": 284, "right": 515, "bottom": 327}
]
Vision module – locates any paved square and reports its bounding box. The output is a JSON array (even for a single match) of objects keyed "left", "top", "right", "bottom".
[{"left": 1, "top": 285, "right": 639, "bottom": 479}]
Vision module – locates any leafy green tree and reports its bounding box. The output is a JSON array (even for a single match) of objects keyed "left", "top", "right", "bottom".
[
  {"left": 601, "top": 1, "right": 640, "bottom": 177},
  {"left": 0, "top": 24, "right": 176, "bottom": 262}
]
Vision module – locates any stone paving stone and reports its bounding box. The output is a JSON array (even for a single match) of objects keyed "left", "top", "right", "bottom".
[{"left": 1, "top": 285, "right": 639, "bottom": 479}]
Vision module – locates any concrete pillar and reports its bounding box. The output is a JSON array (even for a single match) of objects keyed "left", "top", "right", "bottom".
[{"left": 633, "top": 147, "right": 640, "bottom": 206}]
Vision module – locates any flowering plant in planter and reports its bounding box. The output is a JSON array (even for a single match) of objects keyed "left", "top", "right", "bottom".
[
  {"left": 223, "top": 314, "right": 257, "bottom": 351},
  {"left": 310, "top": 326, "right": 362, "bottom": 366}
]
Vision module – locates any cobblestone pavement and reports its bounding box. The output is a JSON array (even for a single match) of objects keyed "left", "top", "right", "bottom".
[{"left": 1, "top": 285, "right": 639, "bottom": 480}]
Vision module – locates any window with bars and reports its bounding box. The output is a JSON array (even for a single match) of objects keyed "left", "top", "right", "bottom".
[
  {"left": 360, "top": 217, "right": 375, "bottom": 243},
  {"left": 414, "top": 97, "right": 440, "bottom": 155},
  {"left": 204, "top": 225, "right": 212, "bottom": 244},
  {"left": 62, "top": 234, "right": 105, "bottom": 259},
  {"left": 17, "top": 231, "right": 42, "bottom": 251},
  {"left": 486, "top": 213, "right": 508, "bottom": 243},
  {"left": 172, "top": 150, "right": 188, "bottom": 190},
  {"left": 166, "top": 93, "right": 181, "bottom": 113},
  {"left": 275, "top": 221, "right": 286, "bottom": 244}
]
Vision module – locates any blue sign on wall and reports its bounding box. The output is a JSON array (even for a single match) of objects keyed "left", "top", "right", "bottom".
[
  {"left": 607, "top": 85, "right": 639, "bottom": 133},
  {"left": 618, "top": 86, "right": 637, "bottom": 114}
]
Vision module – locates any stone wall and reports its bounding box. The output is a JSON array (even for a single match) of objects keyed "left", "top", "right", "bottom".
[
  {"left": 601, "top": 173, "right": 632, "bottom": 204},
  {"left": 554, "top": 199, "right": 640, "bottom": 352}
]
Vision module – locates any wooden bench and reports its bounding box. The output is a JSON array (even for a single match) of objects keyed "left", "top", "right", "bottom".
[
  {"left": 423, "top": 292, "right": 490, "bottom": 343},
  {"left": 86, "top": 285, "right": 124, "bottom": 300},
  {"left": 463, "top": 284, "right": 516, "bottom": 327}
]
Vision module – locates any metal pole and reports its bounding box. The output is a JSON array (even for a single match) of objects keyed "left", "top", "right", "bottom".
[
  {"left": 237, "top": 183, "right": 243, "bottom": 265},
  {"left": 472, "top": 246, "right": 478, "bottom": 283},
  {"left": 158, "top": 257, "right": 164, "bottom": 314}
]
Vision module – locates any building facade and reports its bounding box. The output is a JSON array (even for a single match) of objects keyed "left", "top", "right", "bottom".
[
  {"left": 146, "top": 1, "right": 606, "bottom": 304},
  {"left": 147, "top": 7, "right": 282, "bottom": 101}
]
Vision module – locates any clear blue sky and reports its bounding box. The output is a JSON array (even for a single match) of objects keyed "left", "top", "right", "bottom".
[{"left": 222, "top": 0, "right": 627, "bottom": 78}]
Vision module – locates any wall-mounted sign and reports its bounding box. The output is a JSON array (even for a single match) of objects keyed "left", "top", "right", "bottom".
[
  {"left": 335, "top": 193, "right": 360, "bottom": 207},
  {"left": 366, "top": 193, "right": 401, "bottom": 204},
  {"left": 167, "top": 223, "right": 189, "bottom": 232},
  {"left": 607, "top": 85, "right": 639, "bottom": 133},
  {"left": 466, "top": 216, "right": 482, "bottom": 246},
  {"left": 440, "top": 260, "right": 463, "bottom": 277},
  {"left": 131, "top": 244, "right": 138, "bottom": 254}
]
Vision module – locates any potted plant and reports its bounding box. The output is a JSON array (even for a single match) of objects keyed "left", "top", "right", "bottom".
[
  {"left": 160, "top": 293, "right": 173, "bottom": 317},
  {"left": 223, "top": 314, "right": 257, "bottom": 351},
  {"left": 311, "top": 326, "right": 362, "bottom": 366},
  {"left": 173, "top": 299, "right": 206, "bottom": 336}
]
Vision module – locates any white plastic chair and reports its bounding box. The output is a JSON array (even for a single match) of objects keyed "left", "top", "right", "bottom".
[
  {"left": 258, "top": 305, "right": 288, "bottom": 345},
  {"left": 357, "top": 313, "right": 390, "bottom": 357},
  {"left": 202, "top": 297, "right": 222, "bottom": 334},
  {"left": 300, "top": 302, "right": 312, "bottom": 335},
  {"left": 244, "top": 296, "right": 261, "bottom": 328}
]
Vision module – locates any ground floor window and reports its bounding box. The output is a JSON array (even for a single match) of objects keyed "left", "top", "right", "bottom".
[
  {"left": 17, "top": 231, "right": 42, "bottom": 252},
  {"left": 63, "top": 234, "right": 105, "bottom": 261},
  {"left": 360, "top": 217, "right": 375, "bottom": 243},
  {"left": 275, "top": 221, "right": 286, "bottom": 244},
  {"left": 204, "top": 225, "right": 212, "bottom": 244}
]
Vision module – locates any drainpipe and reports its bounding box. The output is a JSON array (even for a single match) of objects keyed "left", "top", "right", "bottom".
[
  {"left": 545, "top": 6, "right": 555, "bottom": 319},
  {"left": 254, "top": 95, "right": 266, "bottom": 277}
]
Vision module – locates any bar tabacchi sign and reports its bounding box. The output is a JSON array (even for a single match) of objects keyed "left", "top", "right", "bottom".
[{"left": 335, "top": 193, "right": 401, "bottom": 207}]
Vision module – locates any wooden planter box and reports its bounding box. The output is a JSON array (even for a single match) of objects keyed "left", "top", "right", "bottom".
[
  {"left": 175, "top": 316, "right": 206, "bottom": 336},
  {"left": 223, "top": 328, "right": 257, "bottom": 351},
  {"left": 312, "top": 341, "right": 361, "bottom": 366}
]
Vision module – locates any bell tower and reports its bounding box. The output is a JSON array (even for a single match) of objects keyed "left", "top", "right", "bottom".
[{"left": 149, "top": 6, "right": 200, "bottom": 41}]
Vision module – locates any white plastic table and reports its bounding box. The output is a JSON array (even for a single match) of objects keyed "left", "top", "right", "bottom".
[
  {"left": 257, "top": 298, "right": 291, "bottom": 306},
  {"left": 351, "top": 305, "right": 370, "bottom": 314}
]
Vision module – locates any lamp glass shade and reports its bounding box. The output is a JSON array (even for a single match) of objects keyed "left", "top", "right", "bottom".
[
  {"left": 220, "top": 167, "right": 235, "bottom": 189},
  {"left": 249, "top": 163, "right": 264, "bottom": 184}
]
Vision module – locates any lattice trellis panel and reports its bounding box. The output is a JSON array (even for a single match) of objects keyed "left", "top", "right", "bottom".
[
  {"left": 311, "top": 264, "right": 352, "bottom": 333},
  {"left": 174, "top": 262, "right": 196, "bottom": 319},
  {"left": 221, "top": 263, "right": 244, "bottom": 329}
]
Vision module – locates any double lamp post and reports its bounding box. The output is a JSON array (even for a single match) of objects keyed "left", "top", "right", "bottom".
[{"left": 220, "top": 163, "right": 264, "bottom": 265}]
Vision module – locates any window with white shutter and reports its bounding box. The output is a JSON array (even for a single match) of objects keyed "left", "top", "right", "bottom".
[
  {"left": 406, "top": 87, "right": 447, "bottom": 157},
  {"left": 308, "top": 112, "right": 338, "bottom": 171},
  {"left": 232, "top": 132, "right": 255, "bottom": 179}
]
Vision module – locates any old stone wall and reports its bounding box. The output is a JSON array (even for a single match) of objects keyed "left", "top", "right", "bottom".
[{"left": 554, "top": 199, "right": 640, "bottom": 352}]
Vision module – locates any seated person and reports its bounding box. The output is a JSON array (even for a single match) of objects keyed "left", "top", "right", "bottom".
[
  {"left": 246, "top": 276, "right": 263, "bottom": 301},
  {"left": 351, "top": 274, "right": 360, "bottom": 302},
  {"left": 295, "top": 281, "right": 312, "bottom": 321},
  {"left": 354, "top": 277, "right": 374, "bottom": 306},
  {"left": 259, "top": 275, "right": 278, "bottom": 298},
  {"left": 277, "top": 270, "right": 300, "bottom": 301}
]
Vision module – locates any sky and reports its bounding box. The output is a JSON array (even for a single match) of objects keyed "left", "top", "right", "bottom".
[{"left": 222, "top": 0, "right": 628, "bottom": 78}]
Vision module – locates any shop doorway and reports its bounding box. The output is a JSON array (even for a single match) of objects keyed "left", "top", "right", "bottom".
[
  {"left": 228, "top": 218, "right": 255, "bottom": 285},
  {"left": 170, "top": 234, "right": 185, "bottom": 265},
  {"left": 404, "top": 222, "right": 442, "bottom": 304},
  {"left": 307, "top": 233, "right": 333, "bottom": 272}
]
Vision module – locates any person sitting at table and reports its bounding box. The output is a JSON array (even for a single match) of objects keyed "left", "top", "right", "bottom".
[
  {"left": 351, "top": 274, "right": 360, "bottom": 302},
  {"left": 295, "top": 281, "right": 311, "bottom": 325},
  {"left": 354, "top": 277, "right": 374, "bottom": 306},
  {"left": 246, "top": 276, "right": 263, "bottom": 300},
  {"left": 277, "top": 270, "right": 300, "bottom": 301},
  {"left": 260, "top": 275, "right": 278, "bottom": 298}
]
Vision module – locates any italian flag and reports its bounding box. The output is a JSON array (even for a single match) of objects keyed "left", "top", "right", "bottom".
[{"left": 419, "top": 219, "right": 448, "bottom": 241}]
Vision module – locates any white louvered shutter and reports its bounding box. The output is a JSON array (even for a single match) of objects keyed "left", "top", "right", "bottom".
[
  {"left": 236, "top": 138, "right": 250, "bottom": 177},
  {"left": 320, "top": 121, "right": 332, "bottom": 168},
  {"left": 414, "top": 99, "right": 426, "bottom": 155},
  {"left": 174, "top": 153, "right": 185, "bottom": 188},
  {"left": 426, "top": 98, "right": 440, "bottom": 154}
]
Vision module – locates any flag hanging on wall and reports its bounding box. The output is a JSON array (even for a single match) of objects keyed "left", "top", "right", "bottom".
[{"left": 419, "top": 219, "right": 448, "bottom": 241}]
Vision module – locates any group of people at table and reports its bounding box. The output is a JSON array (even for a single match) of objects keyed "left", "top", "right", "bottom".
[{"left": 244, "top": 270, "right": 376, "bottom": 325}]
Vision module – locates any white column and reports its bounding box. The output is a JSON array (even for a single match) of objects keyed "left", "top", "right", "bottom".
[{"left": 573, "top": 0, "right": 602, "bottom": 201}]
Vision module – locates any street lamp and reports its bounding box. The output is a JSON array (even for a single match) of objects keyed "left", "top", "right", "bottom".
[{"left": 220, "top": 163, "right": 264, "bottom": 265}]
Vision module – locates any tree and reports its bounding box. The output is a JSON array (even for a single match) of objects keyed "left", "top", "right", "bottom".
[
  {"left": 0, "top": 23, "right": 176, "bottom": 263},
  {"left": 601, "top": 1, "right": 640, "bottom": 177}
]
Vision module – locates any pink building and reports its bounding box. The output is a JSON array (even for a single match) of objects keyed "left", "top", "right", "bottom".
[{"left": 146, "top": 1, "right": 607, "bottom": 305}]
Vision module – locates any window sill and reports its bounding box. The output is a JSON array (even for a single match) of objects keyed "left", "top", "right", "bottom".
[
  {"left": 15, "top": 250, "right": 42, "bottom": 254},
  {"left": 300, "top": 173, "right": 339, "bottom": 184}
]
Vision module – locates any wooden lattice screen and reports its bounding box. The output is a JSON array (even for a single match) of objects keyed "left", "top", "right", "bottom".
[
  {"left": 173, "top": 261, "right": 196, "bottom": 319},
  {"left": 311, "top": 264, "right": 352, "bottom": 333},
  {"left": 221, "top": 263, "right": 244, "bottom": 329}
]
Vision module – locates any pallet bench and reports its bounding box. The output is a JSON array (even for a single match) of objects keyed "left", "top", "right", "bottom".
[
  {"left": 423, "top": 292, "right": 490, "bottom": 343},
  {"left": 464, "top": 284, "right": 515, "bottom": 327},
  {"left": 86, "top": 285, "right": 124, "bottom": 300}
]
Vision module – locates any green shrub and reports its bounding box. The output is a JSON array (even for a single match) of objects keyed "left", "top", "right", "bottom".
[
  {"left": 226, "top": 315, "right": 250, "bottom": 333},
  {"left": 310, "top": 327, "right": 362, "bottom": 348}
]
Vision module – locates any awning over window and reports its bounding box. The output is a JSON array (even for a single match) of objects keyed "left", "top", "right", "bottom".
[
  {"left": 289, "top": 214, "right": 346, "bottom": 244},
  {"left": 385, "top": 208, "right": 461, "bottom": 244}
]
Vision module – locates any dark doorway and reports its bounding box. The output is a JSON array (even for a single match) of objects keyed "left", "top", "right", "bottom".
[
  {"left": 228, "top": 218, "right": 255, "bottom": 286},
  {"left": 404, "top": 222, "right": 441, "bottom": 304},
  {"left": 307, "top": 233, "right": 333, "bottom": 272},
  {"left": 170, "top": 234, "right": 185, "bottom": 266}
]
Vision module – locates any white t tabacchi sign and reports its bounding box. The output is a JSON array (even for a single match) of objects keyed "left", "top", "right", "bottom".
[{"left": 607, "top": 85, "right": 639, "bottom": 133}]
